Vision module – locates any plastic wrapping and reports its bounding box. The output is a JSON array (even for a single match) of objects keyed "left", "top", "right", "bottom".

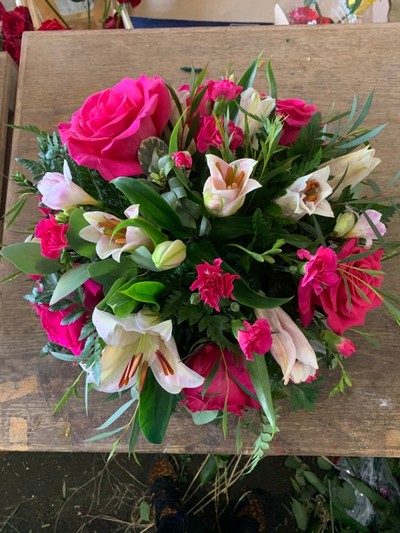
[{"left": 336, "top": 457, "right": 400, "bottom": 527}]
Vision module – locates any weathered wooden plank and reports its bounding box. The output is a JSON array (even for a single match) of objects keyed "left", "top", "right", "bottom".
[
  {"left": 0, "top": 52, "right": 18, "bottom": 240},
  {"left": 1, "top": 25, "right": 400, "bottom": 454}
]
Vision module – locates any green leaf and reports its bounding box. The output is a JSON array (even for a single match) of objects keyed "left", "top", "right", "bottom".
[
  {"left": 84, "top": 426, "right": 125, "bottom": 442},
  {"left": 246, "top": 356, "right": 277, "bottom": 433},
  {"left": 291, "top": 498, "right": 308, "bottom": 531},
  {"left": 139, "top": 372, "right": 176, "bottom": 444},
  {"left": 128, "top": 414, "right": 141, "bottom": 455},
  {"left": 233, "top": 279, "right": 292, "bottom": 309},
  {"left": 50, "top": 264, "right": 90, "bottom": 305},
  {"left": 113, "top": 178, "right": 190, "bottom": 238},
  {"left": 88, "top": 256, "right": 137, "bottom": 288},
  {"left": 266, "top": 58, "right": 277, "bottom": 99},
  {"left": 303, "top": 470, "right": 327, "bottom": 495},
  {"left": 67, "top": 208, "right": 96, "bottom": 259},
  {"left": 337, "top": 123, "right": 386, "bottom": 150},
  {"left": 229, "top": 53, "right": 262, "bottom": 119},
  {"left": 97, "top": 398, "right": 136, "bottom": 431},
  {"left": 336, "top": 481, "right": 357, "bottom": 509},
  {"left": 139, "top": 501, "right": 151, "bottom": 523},
  {"left": 0, "top": 243, "right": 62, "bottom": 275},
  {"left": 191, "top": 410, "right": 219, "bottom": 425},
  {"left": 130, "top": 246, "right": 160, "bottom": 271},
  {"left": 121, "top": 281, "right": 165, "bottom": 305}
]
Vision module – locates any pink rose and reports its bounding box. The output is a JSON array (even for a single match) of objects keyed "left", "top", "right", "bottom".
[
  {"left": 276, "top": 98, "right": 319, "bottom": 146},
  {"left": 58, "top": 76, "right": 171, "bottom": 181},
  {"left": 336, "top": 337, "right": 356, "bottom": 357},
  {"left": 319, "top": 239, "right": 384, "bottom": 334},
  {"left": 196, "top": 116, "right": 244, "bottom": 153},
  {"left": 171, "top": 151, "right": 192, "bottom": 169},
  {"left": 190, "top": 258, "right": 239, "bottom": 312},
  {"left": 237, "top": 318, "right": 272, "bottom": 361},
  {"left": 182, "top": 344, "right": 260, "bottom": 416},
  {"left": 34, "top": 216, "right": 69, "bottom": 260},
  {"left": 33, "top": 280, "right": 103, "bottom": 355}
]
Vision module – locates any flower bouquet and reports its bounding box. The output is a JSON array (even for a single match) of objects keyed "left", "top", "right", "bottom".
[
  {"left": 274, "top": 0, "right": 375, "bottom": 25},
  {"left": 1, "top": 55, "right": 399, "bottom": 465}
]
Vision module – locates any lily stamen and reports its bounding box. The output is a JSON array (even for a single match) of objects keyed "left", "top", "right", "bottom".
[
  {"left": 138, "top": 361, "right": 149, "bottom": 392},
  {"left": 156, "top": 349, "right": 175, "bottom": 376},
  {"left": 118, "top": 353, "right": 143, "bottom": 388},
  {"left": 302, "top": 180, "right": 320, "bottom": 203}
]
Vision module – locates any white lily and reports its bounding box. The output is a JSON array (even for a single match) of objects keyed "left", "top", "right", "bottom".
[
  {"left": 256, "top": 307, "right": 318, "bottom": 385},
  {"left": 344, "top": 208, "right": 386, "bottom": 247},
  {"left": 236, "top": 88, "right": 275, "bottom": 148},
  {"left": 79, "top": 205, "right": 153, "bottom": 262},
  {"left": 275, "top": 167, "right": 334, "bottom": 220},
  {"left": 203, "top": 154, "right": 260, "bottom": 217},
  {"left": 37, "top": 160, "right": 98, "bottom": 210},
  {"left": 86, "top": 308, "right": 204, "bottom": 394},
  {"left": 320, "top": 147, "right": 381, "bottom": 200}
]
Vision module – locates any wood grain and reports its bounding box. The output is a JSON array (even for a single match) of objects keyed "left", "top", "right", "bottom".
[
  {"left": 1, "top": 25, "right": 400, "bottom": 454},
  {"left": 0, "top": 52, "right": 18, "bottom": 241}
]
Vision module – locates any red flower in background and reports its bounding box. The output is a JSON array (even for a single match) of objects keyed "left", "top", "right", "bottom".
[
  {"left": 0, "top": 4, "right": 33, "bottom": 63},
  {"left": 38, "top": 19, "right": 68, "bottom": 31},
  {"left": 117, "top": 0, "right": 141, "bottom": 6},
  {"left": 182, "top": 344, "right": 260, "bottom": 416},
  {"left": 104, "top": 13, "right": 125, "bottom": 29},
  {"left": 288, "top": 6, "right": 319, "bottom": 24}
]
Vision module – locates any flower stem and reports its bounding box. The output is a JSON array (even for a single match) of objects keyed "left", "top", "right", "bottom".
[{"left": 43, "top": 0, "right": 72, "bottom": 29}]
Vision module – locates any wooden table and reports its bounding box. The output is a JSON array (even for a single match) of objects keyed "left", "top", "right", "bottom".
[
  {"left": 1, "top": 25, "right": 400, "bottom": 455},
  {"left": 0, "top": 52, "right": 18, "bottom": 240}
]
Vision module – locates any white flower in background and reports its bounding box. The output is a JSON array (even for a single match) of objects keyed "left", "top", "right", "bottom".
[
  {"left": 236, "top": 88, "right": 275, "bottom": 147},
  {"left": 37, "top": 160, "right": 98, "bottom": 210},
  {"left": 79, "top": 205, "right": 153, "bottom": 262},
  {"left": 334, "top": 209, "right": 386, "bottom": 248},
  {"left": 85, "top": 308, "right": 204, "bottom": 394},
  {"left": 203, "top": 154, "right": 260, "bottom": 217},
  {"left": 275, "top": 167, "right": 334, "bottom": 220},
  {"left": 321, "top": 147, "right": 381, "bottom": 200},
  {"left": 256, "top": 307, "right": 318, "bottom": 385}
]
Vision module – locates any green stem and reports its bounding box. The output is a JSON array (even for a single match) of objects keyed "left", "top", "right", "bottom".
[
  {"left": 87, "top": 0, "right": 91, "bottom": 29},
  {"left": 102, "top": 0, "right": 113, "bottom": 26},
  {"left": 43, "top": 0, "right": 72, "bottom": 29}
]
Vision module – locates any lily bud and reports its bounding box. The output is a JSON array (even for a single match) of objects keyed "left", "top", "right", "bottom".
[
  {"left": 333, "top": 211, "right": 357, "bottom": 238},
  {"left": 152, "top": 240, "right": 187, "bottom": 271}
]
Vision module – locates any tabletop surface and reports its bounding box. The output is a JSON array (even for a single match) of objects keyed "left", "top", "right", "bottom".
[{"left": 1, "top": 25, "right": 400, "bottom": 455}]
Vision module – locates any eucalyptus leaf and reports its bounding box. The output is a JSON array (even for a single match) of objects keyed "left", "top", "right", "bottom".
[
  {"left": 191, "top": 410, "right": 219, "bottom": 425},
  {"left": 50, "top": 264, "right": 90, "bottom": 305},
  {"left": 67, "top": 208, "right": 96, "bottom": 259},
  {"left": 0, "top": 243, "right": 62, "bottom": 275}
]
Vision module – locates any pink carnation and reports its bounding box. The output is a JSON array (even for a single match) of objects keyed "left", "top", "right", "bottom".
[
  {"left": 238, "top": 318, "right": 272, "bottom": 361},
  {"left": 190, "top": 258, "right": 239, "bottom": 312},
  {"left": 34, "top": 215, "right": 69, "bottom": 260},
  {"left": 207, "top": 79, "right": 242, "bottom": 102},
  {"left": 171, "top": 151, "right": 192, "bottom": 169},
  {"left": 297, "top": 246, "right": 340, "bottom": 327},
  {"left": 196, "top": 116, "right": 244, "bottom": 153}
]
